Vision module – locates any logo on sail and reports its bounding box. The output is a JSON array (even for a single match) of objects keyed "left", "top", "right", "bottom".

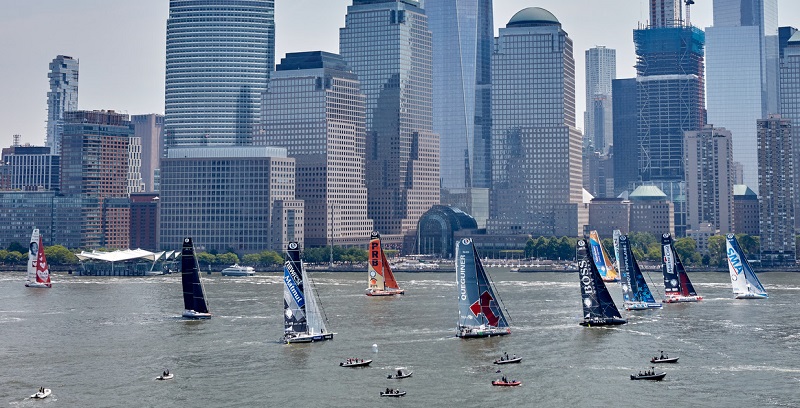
[{"left": 470, "top": 291, "right": 500, "bottom": 326}]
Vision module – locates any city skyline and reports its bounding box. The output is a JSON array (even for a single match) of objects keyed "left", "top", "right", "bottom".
[{"left": 4, "top": 1, "right": 799, "bottom": 149}]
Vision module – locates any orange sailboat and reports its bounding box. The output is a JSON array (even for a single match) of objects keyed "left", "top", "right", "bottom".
[{"left": 366, "top": 232, "right": 404, "bottom": 296}]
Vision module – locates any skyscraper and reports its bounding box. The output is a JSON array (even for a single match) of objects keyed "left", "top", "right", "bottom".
[
  {"left": 612, "top": 78, "right": 638, "bottom": 196},
  {"left": 633, "top": 12, "right": 706, "bottom": 236},
  {"left": 706, "top": 0, "right": 779, "bottom": 193},
  {"left": 585, "top": 46, "right": 616, "bottom": 154},
  {"left": 684, "top": 125, "right": 734, "bottom": 234},
  {"left": 650, "top": 0, "right": 683, "bottom": 28},
  {"left": 424, "top": 0, "right": 493, "bottom": 227},
  {"left": 780, "top": 31, "right": 800, "bottom": 229},
  {"left": 46, "top": 55, "right": 78, "bottom": 155},
  {"left": 131, "top": 114, "right": 164, "bottom": 192},
  {"left": 757, "top": 115, "right": 795, "bottom": 265},
  {"left": 488, "top": 7, "right": 584, "bottom": 237},
  {"left": 256, "top": 51, "right": 373, "bottom": 247},
  {"left": 340, "top": 0, "right": 440, "bottom": 241},
  {"left": 165, "top": 0, "right": 275, "bottom": 146}
]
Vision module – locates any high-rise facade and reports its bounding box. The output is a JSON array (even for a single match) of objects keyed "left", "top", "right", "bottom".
[
  {"left": 633, "top": 16, "right": 706, "bottom": 236},
  {"left": 0, "top": 146, "right": 60, "bottom": 192},
  {"left": 757, "top": 115, "right": 795, "bottom": 265},
  {"left": 46, "top": 55, "right": 79, "bottom": 155},
  {"left": 131, "top": 114, "right": 164, "bottom": 192},
  {"left": 684, "top": 125, "right": 734, "bottom": 234},
  {"left": 425, "top": 0, "right": 493, "bottom": 227},
  {"left": 780, "top": 31, "right": 800, "bottom": 230},
  {"left": 159, "top": 146, "right": 303, "bottom": 253},
  {"left": 650, "top": 0, "right": 683, "bottom": 28},
  {"left": 585, "top": 46, "right": 616, "bottom": 154},
  {"left": 488, "top": 7, "right": 584, "bottom": 237},
  {"left": 256, "top": 51, "right": 373, "bottom": 247},
  {"left": 60, "top": 110, "right": 134, "bottom": 249},
  {"left": 165, "top": 0, "right": 275, "bottom": 146},
  {"left": 612, "top": 78, "right": 638, "bottom": 196},
  {"left": 340, "top": 0, "right": 440, "bottom": 240},
  {"left": 706, "top": 0, "right": 779, "bottom": 193}
]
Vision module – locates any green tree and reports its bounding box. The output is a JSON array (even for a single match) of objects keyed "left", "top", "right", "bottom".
[
  {"left": 674, "top": 237, "right": 701, "bottom": 265},
  {"left": 242, "top": 253, "right": 260, "bottom": 266},
  {"left": 216, "top": 252, "right": 239, "bottom": 265},
  {"left": 196, "top": 252, "right": 216, "bottom": 267},
  {"left": 706, "top": 235, "right": 727, "bottom": 267},
  {"left": 7, "top": 242, "right": 27, "bottom": 253},
  {"left": 44, "top": 245, "right": 79, "bottom": 265},
  {"left": 736, "top": 234, "right": 759, "bottom": 257}
]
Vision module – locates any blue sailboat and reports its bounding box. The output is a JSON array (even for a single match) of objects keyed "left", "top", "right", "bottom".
[
  {"left": 181, "top": 238, "right": 211, "bottom": 319},
  {"left": 726, "top": 234, "right": 768, "bottom": 299},
  {"left": 617, "top": 233, "right": 662, "bottom": 310},
  {"left": 283, "top": 242, "right": 335, "bottom": 344},
  {"left": 577, "top": 239, "right": 627, "bottom": 326},
  {"left": 456, "top": 238, "right": 511, "bottom": 338}
]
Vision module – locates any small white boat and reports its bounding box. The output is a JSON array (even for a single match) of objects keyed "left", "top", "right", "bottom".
[
  {"left": 30, "top": 388, "right": 51, "bottom": 399},
  {"left": 156, "top": 373, "right": 174, "bottom": 380},
  {"left": 221, "top": 264, "right": 255, "bottom": 276}
]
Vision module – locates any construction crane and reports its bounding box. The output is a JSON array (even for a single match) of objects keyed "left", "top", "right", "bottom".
[{"left": 685, "top": 0, "right": 695, "bottom": 26}]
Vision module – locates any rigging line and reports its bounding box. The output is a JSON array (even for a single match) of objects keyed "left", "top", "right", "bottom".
[
  {"left": 484, "top": 264, "right": 512, "bottom": 324},
  {"left": 643, "top": 266, "right": 665, "bottom": 301},
  {"left": 307, "top": 270, "right": 331, "bottom": 325}
]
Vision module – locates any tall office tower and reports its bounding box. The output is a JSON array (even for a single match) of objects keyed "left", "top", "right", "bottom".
[
  {"left": 706, "top": 0, "right": 779, "bottom": 193},
  {"left": 757, "top": 115, "right": 795, "bottom": 265},
  {"left": 585, "top": 46, "right": 616, "bottom": 154},
  {"left": 45, "top": 55, "right": 79, "bottom": 155},
  {"left": 340, "top": 0, "right": 440, "bottom": 242},
  {"left": 256, "top": 51, "right": 373, "bottom": 247},
  {"left": 131, "top": 114, "right": 164, "bottom": 192},
  {"left": 684, "top": 125, "right": 734, "bottom": 234},
  {"left": 159, "top": 146, "right": 303, "bottom": 253},
  {"left": 165, "top": 0, "right": 275, "bottom": 146},
  {"left": 612, "top": 78, "right": 638, "bottom": 196},
  {"left": 60, "top": 110, "right": 134, "bottom": 249},
  {"left": 0, "top": 146, "right": 60, "bottom": 192},
  {"left": 425, "top": 0, "right": 493, "bottom": 228},
  {"left": 634, "top": 14, "right": 706, "bottom": 236},
  {"left": 780, "top": 32, "right": 800, "bottom": 230},
  {"left": 779, "top": 26, "right": 798, "bottom": 58},
  {"left": 650, "top": 0, "right": 683, "bottom": 28},
  {"left": 488, "top": 8, "right": 584, "bottom": 237}
]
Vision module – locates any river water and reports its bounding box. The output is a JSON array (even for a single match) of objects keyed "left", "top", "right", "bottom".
[{"left": 0, "top": 269, "right": 798, "bottom": 407}]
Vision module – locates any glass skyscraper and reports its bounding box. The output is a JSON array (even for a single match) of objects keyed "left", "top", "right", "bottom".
[
  {"left": 424, "top": 0, "right": 492, "bottom": 227},
  {"left": 780, "top": 31, "right": 800, "bottom": 230},
  {"left": 340, "top": 0, "right": 440, "bottom": 238},
  {"left": 706, "top": 0, "right": 779, "bottom": 193},
  {"left": 46, "top": 55, "right": 78, "bottom": 155},
  {"left": 256, "top": 51, "right": 374, "bottom": 247},
  {"left": 165, "top": 0, "right": 275, "bottom": 146},
  {"left": 488, "top": 7, "right": 584, "bottom": 237},
  {"left": 585, "top": 46, "right": 616, "bottom": 154}
]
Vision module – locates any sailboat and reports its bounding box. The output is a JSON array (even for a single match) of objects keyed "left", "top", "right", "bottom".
[
  {"left": 366, "top": 232, "right": 404, "bottom": 296},
  {"left": 283, "top": 242, "right": 335, "bottom": 344},
  {"left": 577, "top": 238, "right": 627, "bottom": 326},
  {"left": 617, "top": 233, "right": 662, "bottom": 310},
  {"left": 180, "top": 237, "right": 212, "bottom": 319},
  {"left": 588, "top": 230, "right": 619, "bottom": 282},
  {"left": 25, "top": 229, "right": 52, "bottom": 288},
  {"left": 661, "top": 233, "right": 702, "bottom": 303},
  {"left": 726, "top": 234, "right": 768, "bottom": 299},
  {"left": 455, "top": 238, "right": 511, "bottom": 338}
]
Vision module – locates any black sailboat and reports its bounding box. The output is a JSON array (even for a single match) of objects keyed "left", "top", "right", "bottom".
[
  {"left": 181, "top": 238, "right": 211, "bottom": 319},
  {"left": 577, "top": 238, "right": 626, "bottom": 327}
]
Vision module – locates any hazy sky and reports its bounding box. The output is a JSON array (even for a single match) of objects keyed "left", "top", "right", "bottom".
[{"left": 1, "top": 1, "right": 798, "bottom": 149}]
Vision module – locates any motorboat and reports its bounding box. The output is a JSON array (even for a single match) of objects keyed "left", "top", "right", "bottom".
[
  {"left": 493, "top": 356, "right": 522, "bottom": 365},
  {"left": 340, "top": 359, "right": 372, "bottom": 368},
  {"left": 630, "top": 371, "right": 667, "bottom": 381},
  {"left": 156, "top": 373, "right": 174, "bottom": 380},
  {"left": 650, "top": 356, "right": 679, "bottom": 364},
  {"left": 380, "top": 390, "right": 406, "bottom": 397},
  {"left": 221, "top": 264, "right": 255, "bottom": 276},
  {"left": 387, "top": 370, "right": 412, "bottom": 379},
  {"left": 30, "top": 388, "right": 51, "bottom": 399},
  {"left": 492, "top": 380, "right": 521, "bottom": 387}
]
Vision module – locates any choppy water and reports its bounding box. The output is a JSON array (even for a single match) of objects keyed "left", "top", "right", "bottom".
[{"left": 0, "top": 270, "right": 798, "bottom": 407}]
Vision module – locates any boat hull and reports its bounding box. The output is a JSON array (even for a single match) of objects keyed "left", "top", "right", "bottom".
[
  {"left": 284, "top": 332, "right": 335, "bottom": 344},
  {"left": 734, "top": 293, "right": 768, "bottom": 299},
  {"left": 380, "top": 391, "right": 406, "bottom": 397},
  {"left": 387, "top": 372, "right": 412, "bottom": 379},
  {"left": 182, "top": 310, "right": 212, "bottom": 319},
  {"left": 580, "top": 317, "right": 627, "bottom": 327},
  {"left": 663, "top": 295, "right": 702, "bottom": 303},
  {"left": 457, "top": 327, "right": 511, "bottom": 338},
  {"left": 25, "top": 282, "right": 51, "bottom": 288},
  {"left": 31, "top": 389, "right": 51, "bottom": 399},
  {"left": 365, "top": 289, "right": 404, "bottom": 296},
  {"left": 493, "top": 358, "right": 522, "bottom": 365},
  {"left": 156, "top": 374, "right": 174, "bottom": 380},
  {"left": 624, "top": 301, "right": 663, "bottom": 310},
  {"left": 650, "top": 357, "right": 679, "bottom": 364},
  {"left": 630, "top": 373, "right": 666, "bottom": 381},
  {"left": 340, "top": 359, "right": 372, "bottom": 368},
  {"left": 492, "top": 381, "right": 521, "bottom": 387}
]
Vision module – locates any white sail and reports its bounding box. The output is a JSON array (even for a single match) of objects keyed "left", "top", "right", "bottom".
[
  {"left": 612, "top": 230, "right": 621, "bottom": 271},
  {"left": 27, "top": 229, "right": 39, "bottom": 284},
  {"left": 302, "top": 267, "right": 327, "bottom": 335},
  {"left": 726, "top": 234, "right": 767, "bottom": 299}
]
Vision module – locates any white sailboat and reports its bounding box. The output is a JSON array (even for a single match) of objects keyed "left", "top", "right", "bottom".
[
  {"left": 726, "top": 234, "right": 768, "bottom": 299},
  {"left": 283, "top": 242, "right": 335, "bottom": 344},
  {"left": 26, "top": 229, "right": 52, "bottom": 288}
]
